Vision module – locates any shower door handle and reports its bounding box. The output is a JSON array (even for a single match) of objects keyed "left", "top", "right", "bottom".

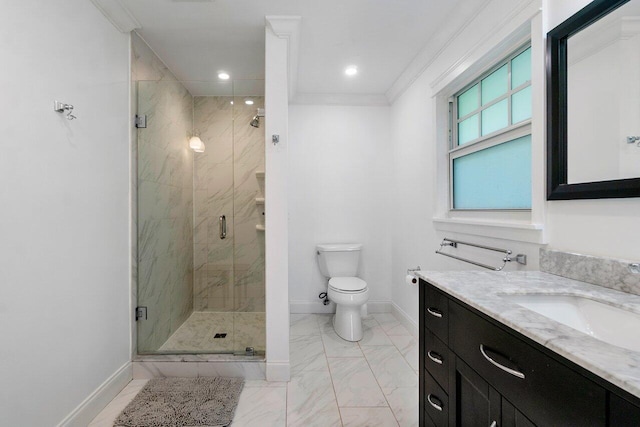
[{"left": 219, "top": 215, "right": 227, "bottom": 240}]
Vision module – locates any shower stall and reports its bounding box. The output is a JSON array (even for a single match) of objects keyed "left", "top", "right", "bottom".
[{"left": 135, "top": 79, "right": 265, "bottom": 356}]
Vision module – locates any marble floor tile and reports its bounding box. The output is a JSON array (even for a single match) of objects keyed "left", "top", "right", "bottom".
[
  {"left": 384, "top": 387, "right": 419, "bottom": 427},
  {"left": 231, "top": 386, "right": 287, "bottom": 427},
  {"left": 156, "top": 311, "right": 265, "bottom": 354},
  {"left": 290, "top": 334, "right": 328, "bottom": 374},
  {"left": 322, "top": 329, "right": 363, "bottom": 358},
  {"left": 389, "top": 335, "right": 418, "bottom": 371},
  {"left": 290, "top": 313, "right": 322, "bottom": 336},
  {"left": 88, "top": 380, "right": 148, "bottom": 427},
  {"left": 384, "top": 323, "right": 411, "bottom": 336},
  {"left": 362, "top": 346, "right": 417, "bottom": 389},
  {"left": 327, "top": 358, "right": 387, "bottom": 407},
  {"left": 362, "top": 315, "right": 381, "bottom": 329},
  {"left": 316, "top": 314, "right": 334, "bottom": 333},
  {"left": 359, "top": 324, "right": 393, "bottom": 346},
  {"left": 372, "top": 313, "right": 401, "bottom": 332},
  {"left": 287, "top": 370, "right": 341, "bottom": 427},
  {"left": 340, "top": 407, "right": 399, "bottom": 427},
  {"left": 91, "top": 311, "right": 416, "bottom": 427}
]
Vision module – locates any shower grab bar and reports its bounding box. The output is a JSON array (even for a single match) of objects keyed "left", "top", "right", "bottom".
[
  {"left": 219, "top": 215, "right": 227, "bottom": 240},
  {"left": 435, "top": 238, "right": 526, "bottom": 271}
]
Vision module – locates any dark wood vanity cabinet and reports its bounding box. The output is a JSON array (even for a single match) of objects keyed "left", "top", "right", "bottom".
[{"left": 419, "top": 279, "right": 640, "bottom": 427}]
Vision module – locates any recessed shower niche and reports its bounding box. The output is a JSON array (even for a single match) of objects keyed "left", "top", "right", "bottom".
[{"left": 135, "top": 78, "right": 265, "bottom": 356}]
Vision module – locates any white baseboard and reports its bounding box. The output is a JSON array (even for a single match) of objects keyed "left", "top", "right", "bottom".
[
  {"left": 289, "top": 300, "right": 336, "bottom": 314},
  {"left": 57, "top": 361, "right": 132, "bottom": 427},
  {"left": 289, "top": 300, "right": 392, "bottom": 314},
  {"left": 391, "top": 302, "right": 418, "bottom": 338},
  {"left": 266, "top": 361, "right": 290, "bottom": 382}
]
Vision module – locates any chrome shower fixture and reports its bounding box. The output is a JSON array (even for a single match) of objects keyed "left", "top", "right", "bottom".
[{"left": 250, "top": 108, "right": 265, "bottom": 128}]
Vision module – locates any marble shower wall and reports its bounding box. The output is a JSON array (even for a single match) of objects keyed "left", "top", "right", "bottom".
[
  {"left": 133, "top": 34, "right": 194, "bottom": 353},
  {"left": 193, "top": 96, "right": 265, "bottom": 316}
]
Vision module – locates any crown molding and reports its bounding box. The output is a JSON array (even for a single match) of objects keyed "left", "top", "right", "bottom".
[
  {"left": 292, "top": 93, "right": 390, "bottom": 106},
  {"left": 385, "top": 0, "right": 492, "bottom": 103},
  {"left": 265, "top": 16, "right": 302, "bottom": 102},
  {"left": 386, "top": 0, "right": 541, "bottom": 103},
  {"left": 90, "top": 0, "right": 141, "bottom": 33},
  {"left": 429, "top": 0, "right": 539, "bottom": 95}
]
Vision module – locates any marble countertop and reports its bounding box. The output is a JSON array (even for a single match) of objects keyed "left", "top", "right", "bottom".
[{"left": 416, "top": 270, "right": 640, "bottom": 399}]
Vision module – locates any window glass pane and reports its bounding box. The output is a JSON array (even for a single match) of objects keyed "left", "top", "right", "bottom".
[
  {"left": 481, "top": 65, "right": 508, "bottom": 105},
  {"left": 481, "top": 99, "right": 508, "bottom": 136},
  {"left": 511, "top": 47, "right": 531, "bottom": 88},
  {"left": 512, "top": 86, "right": 532, "bottom": 123},
  {"left": 458, "top": 114, "right": 479, "bottom": 145},
  {"left": 453, "top": 135, "right": 531, "bottom": 209},
  {"left": 458, "top": 84, "right": 479, "bottom": 118}
]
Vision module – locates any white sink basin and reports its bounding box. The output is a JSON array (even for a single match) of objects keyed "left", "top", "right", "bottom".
[{"left": 502, "top": 294, "right": 640, "bottom": 352}]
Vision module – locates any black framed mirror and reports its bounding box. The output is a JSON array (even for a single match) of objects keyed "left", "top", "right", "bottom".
[{"left": 547, "top": 0, "right": 640, "bottom": 200}]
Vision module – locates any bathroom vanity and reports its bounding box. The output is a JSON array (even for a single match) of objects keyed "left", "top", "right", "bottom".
[{"left": 418, "top": 271, "right": 640, "bottom": 426}]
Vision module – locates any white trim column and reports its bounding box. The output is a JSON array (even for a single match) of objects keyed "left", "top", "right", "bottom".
[{"left": 264, "top": 15, "right": 300, "bottom": 382}]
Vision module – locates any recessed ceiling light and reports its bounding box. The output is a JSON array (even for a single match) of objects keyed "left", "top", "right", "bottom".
[
  {"left": 218, "top": 72, "right": 230, "bottom": 80},
  {"left": 230, "top": 101, "right": 234, "bottom": 105},
  {"left": 345, "top": 66, "right": 358, "bottom": 76},
  {"left": 245, "top": 99, "right": 254, "bottom": 105}
]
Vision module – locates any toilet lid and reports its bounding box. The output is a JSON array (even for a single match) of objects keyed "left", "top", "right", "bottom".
[{"left": 329, "top": 277, "right": 367, "bottom": 292}]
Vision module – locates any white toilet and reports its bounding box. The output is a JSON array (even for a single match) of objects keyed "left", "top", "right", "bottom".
[{"left": 316, "top": 243, "right": 370, "bottom": 341}]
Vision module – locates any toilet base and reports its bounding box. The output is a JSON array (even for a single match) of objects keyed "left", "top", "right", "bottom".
[{"left": 333, "top": 304, "right": 364, "bottom": 342}]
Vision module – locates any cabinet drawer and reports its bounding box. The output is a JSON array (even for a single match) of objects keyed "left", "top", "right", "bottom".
[
  {"left": 424, "top": 370, "right": 448, "bottom": 427},
  {"left": 450, "top": 301, "right": 605, "bottom": 426},
  {"left": 424, "top": 328, "right": 450, "bottom": 392},
  {"left": 424, "top": 283, "right": 449, "bottom": 344}
]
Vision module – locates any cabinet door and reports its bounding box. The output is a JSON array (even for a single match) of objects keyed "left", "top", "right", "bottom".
[
  {"left": 452, "top": 357, "right": 500, "bottom": 427},
  {"left": 502, "top": 398, "right": 536, "bottom": 427},
  {"left": 609, "top": 394, "right": 640, "bottom": 426}
]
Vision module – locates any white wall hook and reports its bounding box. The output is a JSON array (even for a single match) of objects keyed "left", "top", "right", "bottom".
[{"left": 54, "top": 101, "right": 76, "bottom": 120}]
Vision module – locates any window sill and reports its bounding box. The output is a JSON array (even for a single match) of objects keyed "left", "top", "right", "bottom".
[{"left": 432, "top": 217, "right": 546, "bottom": 244}]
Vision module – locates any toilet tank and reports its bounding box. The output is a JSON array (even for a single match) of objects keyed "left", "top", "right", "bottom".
[{"left": 316, "top": 243, "right": 362, "bottom": 277}]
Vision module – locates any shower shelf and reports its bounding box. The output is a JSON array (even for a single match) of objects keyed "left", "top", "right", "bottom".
[
  {"left": 255, "top": 171, "right": 265, "bottom": 179},
  {"left": 256, "top": 224, "right": 266, "bottom": 231},
  {"left": 255, "top": 197, "right": 265, "bottom": 205}
]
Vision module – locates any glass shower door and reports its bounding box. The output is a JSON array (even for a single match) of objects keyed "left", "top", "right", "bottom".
[{"left": 136, "top": 79, "right": 265, "bottom": 356}]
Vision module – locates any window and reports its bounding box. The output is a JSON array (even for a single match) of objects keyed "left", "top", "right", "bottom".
[{"left": 450, "top": 46, "right": 532, "bottom": 210}]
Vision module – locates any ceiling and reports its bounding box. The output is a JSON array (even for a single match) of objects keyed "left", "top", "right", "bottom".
[{"left": 124, "top": 0, "right": 462, "bottom": 100}]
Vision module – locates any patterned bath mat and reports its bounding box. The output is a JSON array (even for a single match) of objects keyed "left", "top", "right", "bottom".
[{"left": 114, "top": 377, "right": 244, "bottom": 427}]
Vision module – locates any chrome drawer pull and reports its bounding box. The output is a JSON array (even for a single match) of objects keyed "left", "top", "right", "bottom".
[
  {"left": 427, "top": 350, "right": 443, "bottom": 365},
  {"left": 480, "top": 344, "right": 525, "bottom": 379},
  {"left": 427, "top": 394, "right": 443, "bottom": 412},
  {"left": 427, "top": 307, "right": 443, "bottom": 318}
]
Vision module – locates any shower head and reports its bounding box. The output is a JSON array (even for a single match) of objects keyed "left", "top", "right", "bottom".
[{"left": 250, "top": 108, "right": 265, "bottom": 128}]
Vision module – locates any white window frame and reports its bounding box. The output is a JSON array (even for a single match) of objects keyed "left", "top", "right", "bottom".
[
  {"left": 431, "top": 16, "right": 546, "bottom": 244},
  {"left": 449, "top": 44, "right": 532, "bottom": 212}
]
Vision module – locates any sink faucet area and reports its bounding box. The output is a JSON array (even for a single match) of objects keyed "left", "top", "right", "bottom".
[{"left": 501, "top": 293, "right": 640, "bottom": 353}]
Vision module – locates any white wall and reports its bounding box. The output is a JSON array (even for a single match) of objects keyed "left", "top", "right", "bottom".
[
  {"left": 288, "top": 105, "right": 393, "bottom": 312},
  {"left": 389, "top": 0, "right": 640, "bottom": 328},
  {"left": 0, "top": 2, "right": 131, "bottom": 425}
]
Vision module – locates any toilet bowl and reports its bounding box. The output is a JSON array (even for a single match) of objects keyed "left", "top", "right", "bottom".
[{"left": 316, "top": 244, "right": 369, "bottom": 341}]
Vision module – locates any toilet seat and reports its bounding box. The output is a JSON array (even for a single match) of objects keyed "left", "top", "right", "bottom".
[{"left": 329, "top": 277, "right": 367, "bottom": 293}]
